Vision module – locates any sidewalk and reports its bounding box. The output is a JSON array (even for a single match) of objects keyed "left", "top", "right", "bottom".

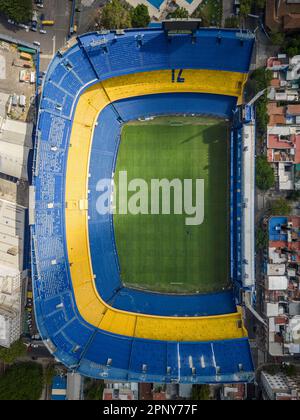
[{"left": 222, "top": 0, "right": 233, "bottom": 26}]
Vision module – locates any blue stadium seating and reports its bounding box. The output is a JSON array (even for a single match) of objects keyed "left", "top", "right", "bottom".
[
  {"left": 230, "top": 117, "right": 245, "bottom": 289},
  {"left": 32, "top": 28, "right": 255, "bottom": 383},
  {"left": 114, "top": 93, "right": 237, "bottom": 121},
  {"left": 110, "top": 289, "right": 236, "bottom": 317},
  {"left": 74, "top": 29, "right": 254, "bottom": 81},
  {"left": 65, "top": 45, "right": 98, "bottom": 85}
]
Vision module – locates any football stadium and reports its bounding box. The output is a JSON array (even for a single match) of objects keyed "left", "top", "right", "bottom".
[{"left": 31, "top": 22, "right": 256, "bottom": 383}]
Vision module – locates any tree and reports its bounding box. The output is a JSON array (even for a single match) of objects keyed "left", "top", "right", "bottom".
[
  {"left": 287, "top": 190, "right": 300, "bottom": 201},
  {"left": 256, "top": 93, "right": 269, "bottom": 133},
  {"left": 99, "top": 0, "right": 132, "bottom": 30},
  {"left": 239, "top": 0, "right": 252, "bottom": 17},
  {"left": 0, "top": 340, "right": 26, "bottom": 364},
  {"left": 256, "top": 156, "right": 275, "bottom": 191},
  {"left": 269, "top": 198, "right": 292, "bottom": 216},
  {"left": 263, "top": 364, "right": 298, "bottom": 377},
  {"left": 191, "top": 384, "right": 211, "bottom": 400},
  {"left": 131, "top": 4, "right": 150, "bottom": 28},
  {"left": 256, "top": 226, "right": 268, "bottom": 251},
  {"left": 84, "top": 379, "right": 105, "bottom": 400},
  {"left": 192, "top": 0, "right": 222, "bottom": 27},
  {"left": 224, "top": 16, "right": 240, "bottom": 28},
  {"left": 250, "top": 68, "right": 273, "bottom": 94},
  {"left": 282, "top": 364, "right": 297, "bottom": 377},
  {"left": 0, "top": 362, "right": 43, "bottom": 400},
  {"left": 249, "top": 69, "right": 272, "bottom": 134},
  {"left": 284, "top": 35, "right": 300, "bottom": 57},
  {"left": 169, "top": 7, "right": 189, "bottom": 19},
  {"left": 44, "top": 364, "right": 56, "bottom": 386},
  {"left": 286, "top": 46, "right": 300, "bottom": 57},
  {"left": 0, "top": 0, "right": 32, "bottom": 23},
  {"left": 263, "top": 365, "right": 280, "bottom": 375},
  {"left": 270, "top": 31, "right": 285, "bottom": 46},
  {"left": 255, "top": 0, "right": 266, "bottom": 10}
]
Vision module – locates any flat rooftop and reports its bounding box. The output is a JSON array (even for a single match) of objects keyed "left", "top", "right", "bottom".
[{"left": 0, "top": 198, "right": 25, "bottom": 270}]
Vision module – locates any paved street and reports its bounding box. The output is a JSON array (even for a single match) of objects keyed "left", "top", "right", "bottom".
[
  {"left": 76, "top": 0, "right": 107, "bottom": 34},
  {"left": 222, "top": 0, "right": 233, "bottom": 26},
  {"left": 0, "top": 0, "right": 72, "bottom": 71}
]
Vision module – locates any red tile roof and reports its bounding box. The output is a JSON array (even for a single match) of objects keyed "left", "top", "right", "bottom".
[
  {"left": 267, "top": 134, "right": 300, "bottom": 163},
  {"left": 268, "top": 103, "right": 285, "bottom": 115},
  {"left": 153, "top": 392, "right": 167, "bottom": 400},
  {"left": 269, "top": 241, "right": 300, "bottom": 262},
  {"left": 270, "top": 115, "right": 286, "bottom": 126},
  {"left": 271, "top": 79, "right": 281, "bottom": 87},
  {"left": 284, "top": 14, "right": 300, "bottom": 29},
  {"left": 268, "top": 103, "right": 286, "bottom": 126},
  {"left": 268, "top": 134, "right": 293, "bottom": 149},
  {"left": 290, "top": 216, "right": 300, "bottom": 228},
  {"left": 268, "top": 149, "right": 274, "bottom": 162},
  {"left": 287, "top": 105, "right": 300, "bottom": 116},
  {"left": 275, "top": 317, "right": 288, "bottom": 325},
  {"left": 266, "top": 0, "right": 300, "bottom": 31},
  {"left": 139, "top": 383, "right": 153, "bottom": 400}
]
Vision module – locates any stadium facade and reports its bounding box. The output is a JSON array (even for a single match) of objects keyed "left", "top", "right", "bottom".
[{"left": 31, "top": 25, "right": 256, "bottom": 383}]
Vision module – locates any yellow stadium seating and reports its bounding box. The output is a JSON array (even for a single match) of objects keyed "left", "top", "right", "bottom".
[
  {"left": 65, "top": 69, "right": 248, "bottom": 342},
  {"left": 103, "top": 69, "right": 247, "bottom": 103}
]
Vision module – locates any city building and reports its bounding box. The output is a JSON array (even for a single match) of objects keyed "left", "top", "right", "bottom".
[
  {"left": 267, "top": 55, "right": 300, "bottom": 190},
  {"left": 51, "top": 376, "right": 67, "bottom": 401},
  {"left": 220, "top": 383, "right": 246, "bottom": 400},
  {"left": 66, "top": 373, "right": 83, "bottom": 400},
  {"left": 261, "top": 371, "right": 300, "bottom": 400},
  {"left": 267, "top": 55, "right": 300, "bottom": 102},
  {"left": 266, "top": 0, "right": 300, "bottom": 33},
  {"left": 102, "top": 382, "right": 138, "bottom": 401},
  {"left": 124, "top": 0, "right": 203, "bottom": 20},
  {"left": 0, "top": 117, "right": 33, "bottom": 181},
  {"left": 264, "top": 216, "right": 300, "bottom": 357},
  {"left": 0, "top": 198, "right": 27, "bottom": 347},
  {"left": 0, "top": 36, "right": 35, "bottom": 349}
]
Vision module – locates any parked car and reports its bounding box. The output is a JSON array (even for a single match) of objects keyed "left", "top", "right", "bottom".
[
  {"left": 36, "top": 0, "right": 44, "bottom": 8},
  {"left": 18, "top": 23, "right": 29, "bottom": 31},
  {"left": 31, "top": 334, "right": 41, "bottom": 340},
  {"left": 31, "top": 21, "right": 38, "bottom": 31}
]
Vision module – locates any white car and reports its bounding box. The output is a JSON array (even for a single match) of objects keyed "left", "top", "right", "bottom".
[
  {"left": 32, "top": 334, "right": 41, "bottom": 340},
  {"left": 33, "top": 41, "right": 41, "bottom": 46},
  {"left": 40, "top": 29, "right": 47, "bottom": 34},
  {"left": 18, "top": 23, "right": 29, "bottom": 30}
]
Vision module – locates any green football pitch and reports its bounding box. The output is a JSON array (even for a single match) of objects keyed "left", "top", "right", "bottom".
[{"left": 113, "top": 116, "right": 230, "bottom": 294}]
